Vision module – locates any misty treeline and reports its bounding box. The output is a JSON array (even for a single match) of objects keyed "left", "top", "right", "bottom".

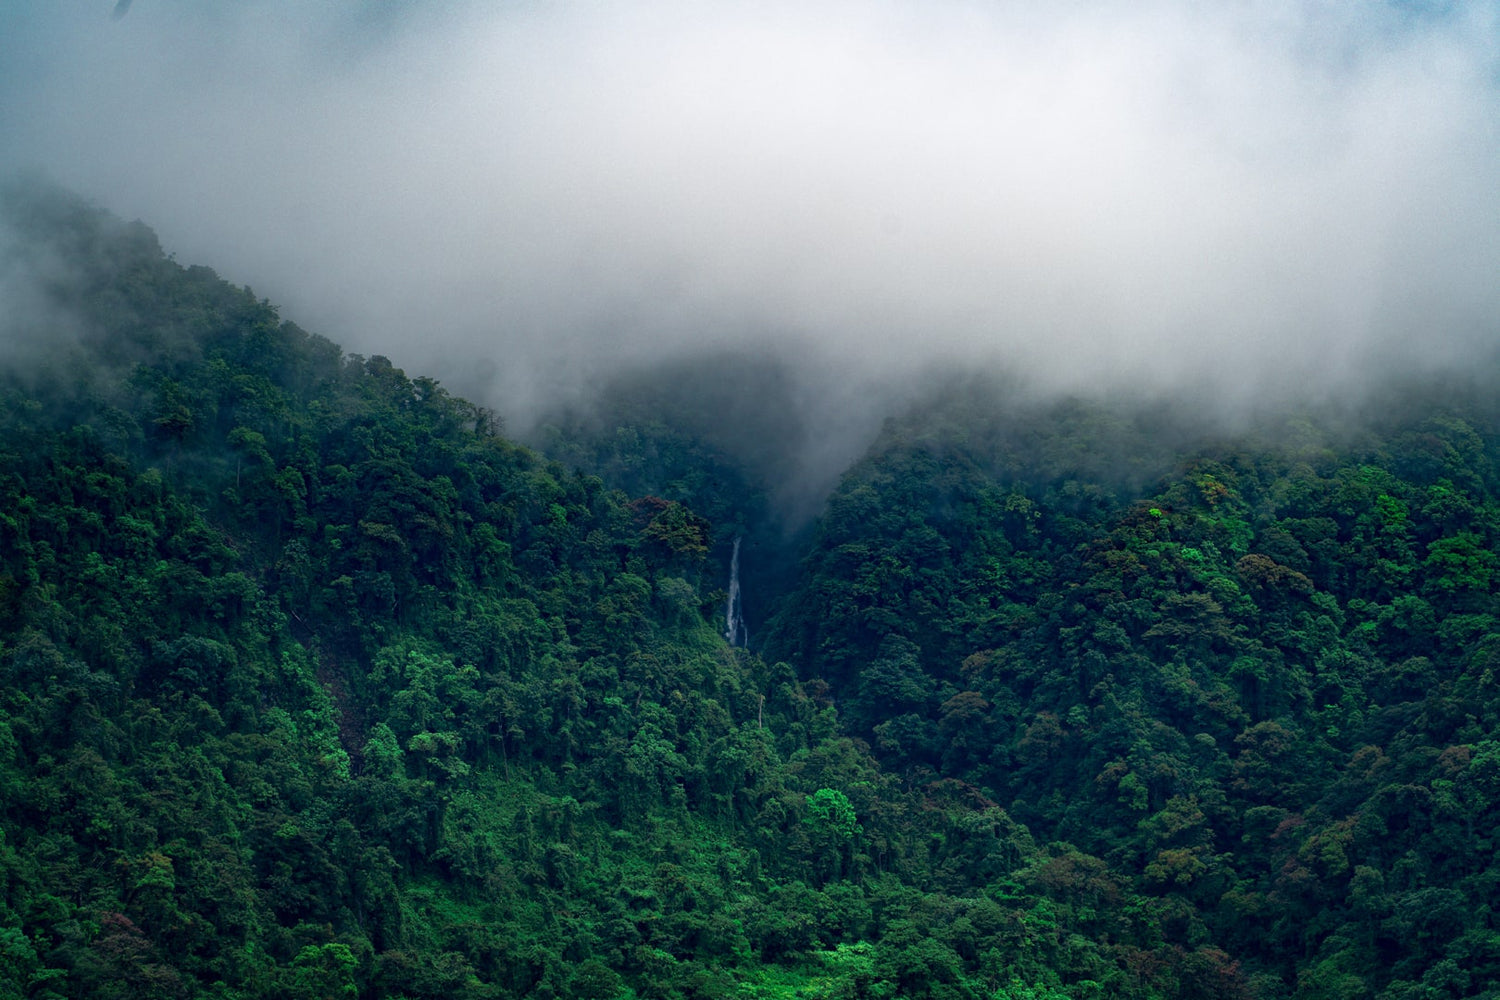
[{"left": 3, "top": 182, "right": 1500, "bottom": 1000}]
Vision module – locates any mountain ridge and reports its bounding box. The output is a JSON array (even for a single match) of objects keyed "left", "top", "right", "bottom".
[{"left": 3, "top": 182, "right": 1500, "bottom": 999}]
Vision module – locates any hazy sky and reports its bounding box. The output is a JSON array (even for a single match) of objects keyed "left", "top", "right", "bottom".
[{"left": 3, "top": 1, "right": 1498, "bottom": 424}]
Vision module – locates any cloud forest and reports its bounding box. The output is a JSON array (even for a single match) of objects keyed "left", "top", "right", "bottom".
[
  {"left": 4, "top": 172, "right": 1500, "bottom": 999},
  {"left": 4, "top": 3, "right": 1500, "bottom": 998}
]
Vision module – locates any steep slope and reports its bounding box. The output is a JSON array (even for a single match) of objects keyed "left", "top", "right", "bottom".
[
  {"left": 9, "top": 180, "right": 1500, "bottom": 999},
  {"left": 765, "top": 378, "right": 1500, "bottom": 998},
  {"left": 1, "top": 183, "right": 1247, "bottom": 1000}
]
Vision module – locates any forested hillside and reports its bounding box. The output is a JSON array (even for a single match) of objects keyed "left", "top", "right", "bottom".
[
  {"left": 3, "top": 184, "right": 1500, "bottom": 1000},
  {"left": 765, "top": 382, "right": 1500, "bottom": 1000}
]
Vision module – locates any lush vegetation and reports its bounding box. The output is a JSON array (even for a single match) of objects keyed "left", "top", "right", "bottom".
[
  {"left": 2, "top": 183, "right": 1499, "bottom": 999},
  {"left": 766, "top": 383, "right": 1500, "bottom": 1000}
]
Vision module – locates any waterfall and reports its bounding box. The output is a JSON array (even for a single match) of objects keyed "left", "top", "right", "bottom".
[{"left": 724, "top": 536, "right": 746, "bottom": 647}]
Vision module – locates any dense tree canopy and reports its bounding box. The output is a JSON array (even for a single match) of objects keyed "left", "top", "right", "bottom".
[{"left": 3, "top": 181, "right": 1500, "bottom": 999}]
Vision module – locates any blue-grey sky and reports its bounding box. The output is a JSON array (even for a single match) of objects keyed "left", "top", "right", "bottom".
[{"left": 3, "top": 1, "right": 1499, "bottom": 426}]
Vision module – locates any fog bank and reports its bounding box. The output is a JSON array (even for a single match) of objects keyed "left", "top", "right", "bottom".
[{"left": 3, "top": 1, "right": 1498, "bottom": 459}]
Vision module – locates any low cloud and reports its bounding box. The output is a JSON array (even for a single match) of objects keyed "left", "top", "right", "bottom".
[{"left": 3, "top": 1, "right": 1498, "bottom": 453}]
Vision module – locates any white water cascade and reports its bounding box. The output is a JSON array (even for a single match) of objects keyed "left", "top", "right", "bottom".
[{"left": 724, "top": 536, "right": 746, "bottom": 647}]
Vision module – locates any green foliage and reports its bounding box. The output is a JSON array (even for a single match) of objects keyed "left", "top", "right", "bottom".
[
  {"left": 6, "top": 182, "right": 1500, "bottom": 1000},
  {"left": 805, "top": 788, "right": 858, "bottom": 842},
  {"left": 763, "top": 376, "right": 1500, "bottom": 999}
]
